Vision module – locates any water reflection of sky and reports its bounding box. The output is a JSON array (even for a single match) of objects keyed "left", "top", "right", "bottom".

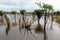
[{"left": 0, "top": 14, "right": 60, "bottom": 40}]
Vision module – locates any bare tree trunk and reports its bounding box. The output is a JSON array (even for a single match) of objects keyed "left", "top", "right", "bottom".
[
  {"left": 0, "top": 16, "right": 3, "bottom": 24},
  {"left": 44, "top": 13, "right": 47, "bottom": 40},
  {"left": 14, "top": 14, "right": 16, "bottom": 24},
  {"left": 2, "top": 15, "right": 3, "bottom": 24},
  {"left": 19, "top": 18, "right": 22, "bottom": 33},
  {"left": 38, "top": 18, "right": 39, "bottom": 24},
  {"left": 21, "top": 14, "right": 24, "bottom": 21},
  {"left": 32, "top": 14, "right": 35, "bottom": 22},
  {"left": 50, "top": 14, "right": 53, "bottom": 29}
]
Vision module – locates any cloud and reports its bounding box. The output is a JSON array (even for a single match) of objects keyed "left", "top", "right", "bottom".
[
  {"left": 0, "top": 0, "right": 60, "bottom": 12},
  {"left": 0, "top": 0, "right": 41, "bottom": 12}
]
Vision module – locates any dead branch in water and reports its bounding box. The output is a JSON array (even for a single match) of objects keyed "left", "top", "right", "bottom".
[{"left": 24, "top": 18, "right": 34, "bottom": 36}]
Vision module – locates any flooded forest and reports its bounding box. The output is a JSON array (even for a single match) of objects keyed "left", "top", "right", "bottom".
[{"left": 0, "top": 1, "right": 60, "bottom": 40}]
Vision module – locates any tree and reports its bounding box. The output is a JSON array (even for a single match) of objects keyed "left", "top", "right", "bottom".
[
  {"left": 35, "top": 2, "right": 53, "bottom": 40},
  {"left": 34, "top": 9, "right": 44, "bottom": 33},
  {"left": 0, "top": 10, "right": 3, "bottom": 24},
  {"left": 11, "top": 10, "right": 17, "bottom": 26},
  {"left": 2, "top": 12, "right": 11, "bottom": 35},
  {"left": 56, "top": 11, "right": 60, "bottom": 15},
  {"left": 20, "top": 10, "right": 26, "bottom": 21},
  {"left": 35, "top": 2, "right": 47, "bottom": 40},
  {"left": 42, "top": 3, "right": 54, "bottom": 30},
  {"left": 20, "top": 10, "right": 26, "bottom": 28}
]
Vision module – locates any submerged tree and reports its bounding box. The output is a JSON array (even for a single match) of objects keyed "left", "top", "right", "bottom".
[
  {"left": 0, "top": 10, "right": 3, "bottom": 25},
  {"left": 19, "top": 18, "right": 22, "bottom": 33},
  {"left": 20, "top": 10, "right": 26, "bottom": 21},
  {"left": 42, "top": 3, "right": 54, "bottom": 29},
  {"left": 3, "top": 12, "right": 11, "bottom": 35},
  {"left": 36, "top": 2, "right": 54, "bottom": 40},
  {"left": 11, "top": 10, "right": 17, "bottom": 26},
  {"left": 20, "top": 10, "right": 26, "bottom": 28},
  {"left": 34, "top": 9, "right": 43, "bottom": 33},
  {"left": 24, "top": 18, "right": 34, "bottom": 36}
]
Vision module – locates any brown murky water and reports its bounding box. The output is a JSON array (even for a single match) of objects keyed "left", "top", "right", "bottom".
[{"left": 0, "top": 14, "right": 60, "bottom": 40}]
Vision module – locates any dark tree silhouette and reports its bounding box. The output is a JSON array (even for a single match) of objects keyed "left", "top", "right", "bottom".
[
  {"left": 0, "top": 10, "right": 3, "bottom": 25},
  {"left": 36, "top": 2, "right": 54, "bottom": 40},
  {"left": 20, "top": 10, "right": 26, "bottom": 28},
  {"left": 34, "top": 9, "right": 43, "bottom": 33}
]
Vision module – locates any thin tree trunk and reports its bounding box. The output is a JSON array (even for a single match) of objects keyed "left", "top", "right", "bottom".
[
  {"left": 38, "top": 19, "right": 39, "bottom": 24},
  {"left": 23, "top": 14, "right": 25, "bottom": 22},
  {"left": 14, "top": 14, "right": 16, "bottom": 24},
  {"left": 19, "top": 18, "right": 22, "bottom": 33},
  {"left": 2, "top": 15, "right": 3, "bottom": 24},
  {"left": 44, "top": 13, "right": 47, "bottom": 40},
  {"left": 32, "top": 14, "right": 35, "bottom": 22},
  {"left": 50, "top": 14, "right": 53, "bottom": 29}
]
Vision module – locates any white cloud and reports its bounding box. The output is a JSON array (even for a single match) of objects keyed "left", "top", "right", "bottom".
[
  {"left": 0, "top": 0, "right": 60, "bottom": 12},
  {"left": 41, "top": 0, "right": 60, "bottom": 11}
]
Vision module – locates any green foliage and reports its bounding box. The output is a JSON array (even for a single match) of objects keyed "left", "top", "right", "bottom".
[
  {"left": 11, "top": 10, "right": 17, "bottom": 14},
  {"left": 34, "top": 9, "right": 44, "bottom": 19},
  {"left": 35, "top": 2, "right": 53, "bottom": 12},
  {"left": 0, "top": 10, "right": 3, "bottom": 14},
  {"left": 0, "top": 10, "right": 3, "bottom": 16},
  {"left": 20, "top": 10, "right": 26, "bottom": 14},
  {"left": 43, "top": 4, "right": 53, "bottom": 10},
  {"left": 54, "top": 16, "right": 60, "bottom": 23},
  {"left": 35, "top": 2, "right": 42, "bottom": 8},
  {"left": 53, "top": 11, "right": 60, "bottom": 15},
  {"left": 56, "top": 11, "right": 60, "bottom": 15}
]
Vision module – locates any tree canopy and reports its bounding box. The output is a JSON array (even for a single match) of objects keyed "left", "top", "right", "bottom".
[
  {"left": 35, "top": 2, "right": 53, "bottom": 13},
  {"left": 11, "top": 10, "right": 17, "bottom": 14},
  {"left": 20, "top": 10, "right": 26, "bottom": 14}
]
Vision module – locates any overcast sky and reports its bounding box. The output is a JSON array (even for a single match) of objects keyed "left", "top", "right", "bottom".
[{"left": 0, "top": 0, "right": 60, "bottom": 12}]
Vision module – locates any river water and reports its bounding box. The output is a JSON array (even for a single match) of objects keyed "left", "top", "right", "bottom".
[{"left": 0, "top": 14, "right": 60, "bottom": 40}]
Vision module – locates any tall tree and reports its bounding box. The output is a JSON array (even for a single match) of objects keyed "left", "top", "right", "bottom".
[
  {"left": 35, "top": 2, "right": 47, "bottom": 40},
  {"left": 2, "top": 11, "right": 11, "bottom": 35},
  {"left": 42, "top": 3, "right": 54, "bottom": 29},
  {"left": 11, "top": 10, "right": 17, "bottom": 25},
  {"left": 20, "top": 10, "right": 26, "bottom": 21},
  {"left": 35, "top": 2, "right": 53, "bottom": 40},
  {"left": 0, "top": 10, "right": 3, "bottom": 24},
  {"left": 20, "top": 10, "right": 26, "bottom": 28},
  {"left": 34, "top": 9, "right": 44, "bottom": 33}
]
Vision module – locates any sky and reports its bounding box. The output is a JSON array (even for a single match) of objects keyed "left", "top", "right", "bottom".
[{"left": 0, "top": 0, "right": 60, "bottom": 12}]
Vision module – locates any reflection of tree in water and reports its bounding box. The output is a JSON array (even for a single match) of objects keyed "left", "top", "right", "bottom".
[
  {"left": 50, "top": 14, "right": 54, "bottom": 29},
  {"left": 19, "top": 18, "right": 22, "bottom": 33},
  {"left": 34, "top": 9, "right": 43, "bottom": 33},
  {"left": 18, "top": 13, "right": 38, "bottom": 40},
  {"left": 34, "top": 23, "right": 43, "bottom": 33}
]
